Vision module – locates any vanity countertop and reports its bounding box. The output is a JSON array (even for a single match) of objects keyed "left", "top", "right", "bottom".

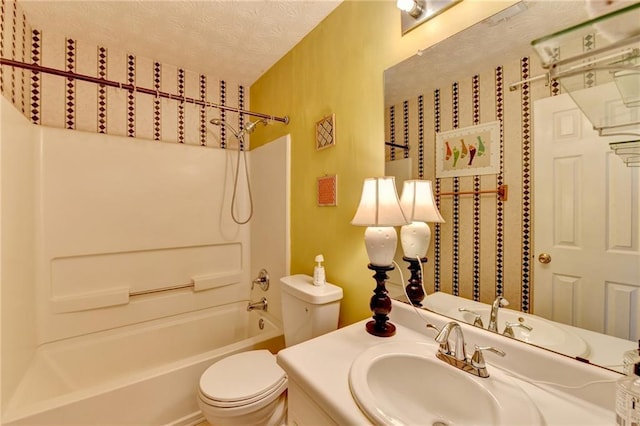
[{"left": 277, "top": 300, "right": 617, "bottom": 426}]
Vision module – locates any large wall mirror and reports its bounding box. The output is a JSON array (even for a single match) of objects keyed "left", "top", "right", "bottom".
[{"left": 384, "top": 0, "right": 640, "bottom": 373}]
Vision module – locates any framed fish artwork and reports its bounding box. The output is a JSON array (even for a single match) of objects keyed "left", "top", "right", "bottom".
[{"left": 435, "top": 121, "right": 500, "bottom": 178}]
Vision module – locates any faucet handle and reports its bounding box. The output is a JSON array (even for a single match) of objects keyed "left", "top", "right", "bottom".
[
  {"left": 425, "top": 323, "right": 440, "bottom": 334},
  {"left": 502, "top": 321, "right": 533, "bottom": 338},
  {"left": 425, "top": 324, "right": 450, "bottom": 353},
  {"left": 251, "top": 269, "right": 270, "bottom": 291},
  {"left": 471, "top": 345, "right": 506, "bottom": 368},
  {"left": 458, "top": 307, "right": 484, "bottom": 328}
]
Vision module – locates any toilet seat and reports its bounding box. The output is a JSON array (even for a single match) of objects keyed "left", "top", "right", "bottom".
[
  {"left": 198, "top": 377, "right": 287, "bottom": 409},
  {"left": 199, "top": 350, "right": 287, "bottom": 409}
]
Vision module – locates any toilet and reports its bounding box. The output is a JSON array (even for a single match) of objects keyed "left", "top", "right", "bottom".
[{"left": 197, "top": 274, "right": 343, "bottom": 425}]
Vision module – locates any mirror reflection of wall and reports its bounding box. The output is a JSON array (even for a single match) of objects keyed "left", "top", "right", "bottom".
[
  {"left": 385, "top": 158, "right": 412, "bottom": 193},
  {"left": 384, "top": 0, "right": 581, "bottom": 313},
  {"left": 384, "top": 0, "right": 640, "bottom": 371}
]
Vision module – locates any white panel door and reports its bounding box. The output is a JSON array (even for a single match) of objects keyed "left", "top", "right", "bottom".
[{"left": 534, "top": 94, "right": 640, "bottom": 340}]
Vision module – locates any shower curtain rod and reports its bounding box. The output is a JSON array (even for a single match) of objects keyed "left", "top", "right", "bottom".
[{"left": 0, "top": 58, "right": 289, "bottom": 124}]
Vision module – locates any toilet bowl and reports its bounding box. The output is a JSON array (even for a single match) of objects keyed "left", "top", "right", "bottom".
[
  {"left": 197, "top": 350, "right": 288, "bottom": 426},
  {"left": 197, "top": 274, "right": 343, "bottom": 425}
]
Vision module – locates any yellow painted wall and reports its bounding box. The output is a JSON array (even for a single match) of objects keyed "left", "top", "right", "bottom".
[{"left": 250, "top": 0, "right": 519, "bottom": 326}]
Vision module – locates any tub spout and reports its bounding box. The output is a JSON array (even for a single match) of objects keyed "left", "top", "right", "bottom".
[{"left": 247, "top": 297, "right": 268, "bottom": 312}]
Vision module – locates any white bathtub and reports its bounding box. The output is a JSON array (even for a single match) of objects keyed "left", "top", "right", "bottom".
[{"left": 2, "top": 302, "right": 285, "bottom": 426}]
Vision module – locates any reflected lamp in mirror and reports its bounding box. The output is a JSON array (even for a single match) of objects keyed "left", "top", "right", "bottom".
[
  {"left": 397, "top": 0, "right": 462, "bottom": 35},
  {"left": 399, "top": 180, "right": 445, "bottom": 306},
  {"left": 352, "top": 176, "right": 408, "bottom": 337}
]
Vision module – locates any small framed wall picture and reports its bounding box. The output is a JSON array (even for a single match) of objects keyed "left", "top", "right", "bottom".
[
  {"left": 435, "top": 121, "right": 500, "bottom": 178},
  {"left": 316, "top": 114, "right": 336, "bottom": 150},
  {"left": 317, "top": 174, "right": 337, "bottom": 207}
]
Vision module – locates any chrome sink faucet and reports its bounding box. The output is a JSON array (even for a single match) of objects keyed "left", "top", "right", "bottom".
[
  {"left": 429, "top": 321, "right": 505, "bottom": 378},
  {"left": 487, "top": 295, "right": 509, "bottom": 332},
  {"left": 435, "top": 322, "right": 467, "bottom": 361}
]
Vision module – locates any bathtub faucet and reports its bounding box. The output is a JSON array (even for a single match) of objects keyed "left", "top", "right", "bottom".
[
  {"left": 247, "top": 297, "right": 268, "bottom": 312},
  {"left": 252, "top": 269, "right": 270, "bottom": 291}
]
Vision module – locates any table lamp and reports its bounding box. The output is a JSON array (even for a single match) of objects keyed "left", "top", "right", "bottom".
[
  {"left": 351, "top": 176, "right": 409, "bottom": 337},
  {"left": 399, "top": 179, "right": 445, "bottom": 306}
]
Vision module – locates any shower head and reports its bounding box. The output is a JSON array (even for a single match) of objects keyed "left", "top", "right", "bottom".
[
  {"left": 209, "top": 118, "right": 268, "bottom": 136},
  {"left": 243, "top": 118, "right": 268, "bottom": 134},
  {"left": 209, "top": 118, "right": 241, "bottom": 139}
]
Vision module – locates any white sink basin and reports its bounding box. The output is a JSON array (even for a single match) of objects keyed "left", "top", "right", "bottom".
[
  {"left": 349, "top": 341, "right": 543, "bottom": 426},
  {"left": 450, "top": 307, "right": 589, "bottom": 358}
]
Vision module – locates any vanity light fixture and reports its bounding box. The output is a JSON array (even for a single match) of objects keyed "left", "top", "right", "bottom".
[
  {"left": 352, "top": 177, "right": 409, "bottom": 337},
  {"left": 397, "top": 0, "right": 462, "bottom": 35},
  {"left": 399, "top": 180, "right": 445, "bottom": 306},
  {"left": 397, "top": 0, "right": 424, "bottom": 18}
]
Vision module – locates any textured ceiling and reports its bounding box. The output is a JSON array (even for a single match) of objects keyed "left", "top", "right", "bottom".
[{"left": 18, "top": 0, "right": 343, "bottom": 85}]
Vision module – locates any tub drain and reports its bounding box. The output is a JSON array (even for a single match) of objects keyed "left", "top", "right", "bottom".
[
  {"left": 433, "top": 422, "right": 448, "bottom": 426},
  {"left": 258, "top": 318, "right": 265, "bottom": 330}
]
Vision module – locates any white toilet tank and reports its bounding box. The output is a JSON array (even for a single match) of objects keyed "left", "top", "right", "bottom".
[{"left": 280, "top": 274, "right": 343, "bottom": 347}]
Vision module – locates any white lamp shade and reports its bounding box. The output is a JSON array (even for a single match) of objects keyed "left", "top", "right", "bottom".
[
  {"left": 399, "top": 180, "right": 445, "bottom": 223},
  {"left": 352, "top": 177, "right": 408, "bottom": 267},
  {"left": 351, "top": 177, "right": 408, "bottom": 227},
  {"left": 399, "top": 180, "right": 444, "bottom": 259}
]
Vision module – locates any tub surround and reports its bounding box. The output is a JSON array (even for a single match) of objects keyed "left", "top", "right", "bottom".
[
  {"left": 3, "top": 304, "right": 284, "bottom": 426},
  {"left": 249, "top": 135, "right": 291, "bottom": 323},
  {"left": 0, "top": 95, "right": 39, "bottom": 411},
  {"left": 278, "top": 299, "right": 618, "bottom": 425},
  {"left": 1, "top": 96, "right": 291, "bottom": 424},
  {"left": 0, "top": 97, "right": 254, "bottom": 344}
]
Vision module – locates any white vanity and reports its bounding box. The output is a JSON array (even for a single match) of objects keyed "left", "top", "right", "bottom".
[{"left": 277, "top": 299, "right": 619, "bottom": 425}]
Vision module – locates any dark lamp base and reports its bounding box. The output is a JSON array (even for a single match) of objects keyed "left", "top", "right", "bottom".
[
  {"left": 366, "top": 319, "right": 396, "bottom": 337},
  {"left": 366, "top": 263, "right": 396, "bottom": 337},
  {"left": 402, "top": 256, "right": 428, "bottom": 307}
]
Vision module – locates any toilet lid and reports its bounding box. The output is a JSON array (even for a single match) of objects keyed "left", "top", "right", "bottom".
[{"left": 199, "top": 350, "right": 287, "bottom": 403}]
